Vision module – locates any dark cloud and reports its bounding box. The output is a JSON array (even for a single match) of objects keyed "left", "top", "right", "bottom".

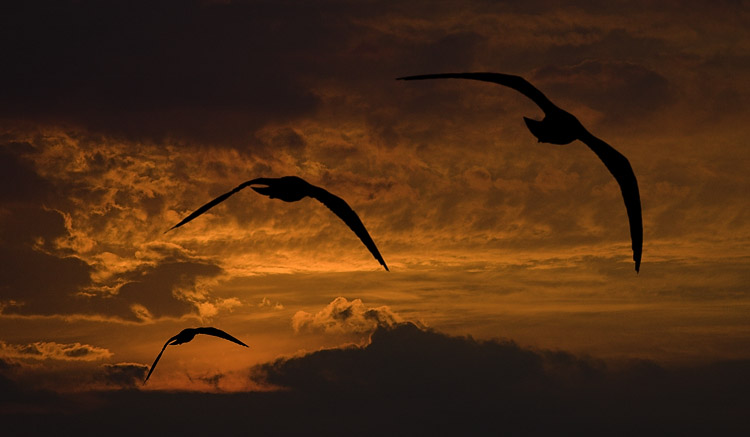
[
  {"left": 0, "top": 191, "right": 222, "bottom": 320},
  {"left": 2, "top": 0, "right": 666, "bottom": 147},
  {"left": 0, "top": 142, "right": 54, "bottom": 204},
  {"left": 250, "top": 323, "right": 749, "bottom": 434},
  {"left": 99, "top": 363, "right": 149, "bottom": 388},
  {"left": 114, "top": 260, "right": 223, "bottom": 319},
  {"left": 0, "top": 360, "right": 19, "bottom": 403},
  {"left": 404, "top": 31, "right": 487, "bottom": 74},
  {"left": 0, "top": 205, "right": 94, "bottom": 312},
  {"left": 533, "top": 59, "right": 673, "bottom": 122},
  {"left": 188, "top": 372, "right": 225, "bottom": 391},
  {"left": 1, "top": 0, "right": 323, "bottom": 145},
  {"left": 0, "top": 324, "right": 747, "bottom": 435},
  {"left": 2, "top": 0, "right": 743, "bottom": 151},
  {"left": 0, "top": 358, "right": 63, "bottom": 411},
  {"left": 0, "top": 146, "right": 224, "bottom": 320},
  {"left": 257, "top": 323, "right": 558, "bottom": 394},
  {"left": 0, "top": 208, "right": 207, "bottom": 321}
]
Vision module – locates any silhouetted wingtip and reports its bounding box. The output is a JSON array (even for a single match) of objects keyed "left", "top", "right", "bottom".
[{"left": 165, "top": 220, "right": 188, "bottom": 233}]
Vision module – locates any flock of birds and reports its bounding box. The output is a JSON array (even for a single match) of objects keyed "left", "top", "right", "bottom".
[{"left": 142, "top": 72, "right": 643, "bottom": 384}]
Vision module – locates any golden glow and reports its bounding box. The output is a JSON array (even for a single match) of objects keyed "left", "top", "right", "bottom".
[{"left": 1, "top": 1, "right": 749, "bottom": 397}]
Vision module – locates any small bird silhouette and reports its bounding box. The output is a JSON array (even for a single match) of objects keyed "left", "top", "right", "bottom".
[
  {"left": 143, "top": 327, "right": 248, "bottom": 384},
  {"left": 398, "top": 72, "right": 642, "bottom": 273},
  {"left": 167, "top": 176, "right": 389, "bottom": 271}
]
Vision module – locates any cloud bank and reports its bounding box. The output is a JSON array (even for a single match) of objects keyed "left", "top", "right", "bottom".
[{"left": 1, "top": 323, "right": 747, "bottom": 435}]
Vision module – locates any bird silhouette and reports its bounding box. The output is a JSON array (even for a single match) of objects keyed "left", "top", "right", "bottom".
[
  {"left": 167, "top": 176, "right": 389, "bottom": 271},
  {"left": 143, "top": 327, "right": 248, "bottom": 384},
  {"left": 398, "top": 72, "right": 642, "bottom": 273}
]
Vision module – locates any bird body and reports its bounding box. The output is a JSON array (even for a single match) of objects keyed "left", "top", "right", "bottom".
[
  {"left": 143, "top": 327, "right": 248, "bottom": 384},
  {"left": 167, "top": 175, "right": 389, "bottom": 271},
  {"left": 522, "top": 109, "right": 584, "bottom": 145},
  {"left": 398, "top": 72, "right": 642, "bottom": 272}
]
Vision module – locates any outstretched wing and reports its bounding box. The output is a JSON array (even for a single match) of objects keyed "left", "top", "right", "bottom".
[
  {"left": 307, "top": 185, "right": 389, "bottom": 271},
  {"left": 579, "top": 131, "right": 643, "bottom": 273},
  {"left": 166, "top": 178, "right": 270, "bottom": 232},
  {"left": 397, "top": 72, "right": 557, "bottom": 114},
  {"left": 195, "top": 327, "right": 249, "bottom": 348},
  {"left": 143, "top": 335, "right": 178, "bottom": 384}
]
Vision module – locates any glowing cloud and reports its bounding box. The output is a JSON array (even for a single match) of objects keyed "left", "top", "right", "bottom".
[
  {"left": 292, "top": 297, "right": 403, "bottom": 334},
  {"left": 0, "top": 341, "right": 112, "bottom": 362}
]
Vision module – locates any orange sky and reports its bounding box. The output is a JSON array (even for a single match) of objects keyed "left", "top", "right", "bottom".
[{"left": 1, "top": 0, "right": 749, "bottom": 432}]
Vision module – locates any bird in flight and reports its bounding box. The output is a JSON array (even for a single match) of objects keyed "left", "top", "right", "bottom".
[
  {"left": 397, "top": 72, "right": 643, "bottom": 273},
  {"left": 143, "top": 327, "right": 248, "bottom": 384},
  {"left": 167, "top": 175, "right": 389, "bottom": 271}
]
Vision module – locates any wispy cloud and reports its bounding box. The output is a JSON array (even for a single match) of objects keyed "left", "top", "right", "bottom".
[
  {"left": 258, "top": 297, "right": 284, "bottom": 310},
  {"left": 0, "top": 341, "right": 112, "bottom": 362}
]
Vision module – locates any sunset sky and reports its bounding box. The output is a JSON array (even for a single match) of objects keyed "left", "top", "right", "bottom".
[{"left": 1, "top": 0, "right": 749, "bottom": 433}]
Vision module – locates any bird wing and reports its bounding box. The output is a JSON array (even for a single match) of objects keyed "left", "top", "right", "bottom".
[
  {"left": 166, "top": 178, "right": 270, "bottom": 232},
  {"left": 579, "top": 131, "right": 643, "bottom": 273},
  {"left": 143, "top": 335, "right": 178, "bottom": 384},
  {"left": 195, "top": 327, "right": 249, "bottom": 347},
  {"left": 397, "top": 72, "right": 557, "bottom": 114},
  {"left": 307, "top": 185, "right": 389, "bottom": 271}
]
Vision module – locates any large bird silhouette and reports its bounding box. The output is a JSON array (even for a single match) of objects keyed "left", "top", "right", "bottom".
[
  {"left": 398, "top": 72, "right": 642, "bottom": 273},
  {"left": 167, "top": 176, "right": 389, "bottom": 271},
  {"left": 143, "top": 327, "right": 248, "bottom": 384}
]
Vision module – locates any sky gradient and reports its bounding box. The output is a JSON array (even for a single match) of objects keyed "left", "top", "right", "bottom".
[{"left": 1, "top": 0, "right": 749, "bottom": 433}]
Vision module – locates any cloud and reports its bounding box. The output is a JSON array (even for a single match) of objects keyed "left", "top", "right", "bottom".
[
  {"left": 292, "top": 297, "right": 402, "bottom": 334},
  {"left": 0, "top": 1, "right": 321, "bottom": 145},
  {"left": 249, "top": 323, "right": 750, "bottom": 434},
  {"left": 0, "top": 341, "right": 112, "bottom": 362},
  {"left": 0, "top": 144, "right": 226, "bottom": 322},
  {"left": 112, "top": 260, "right": 223, "bottom": 320},
  {"left": 0, "top": 203, "right": 95, "bottom": 316},
  {"left": 187, "top": 372, "right": 226, "bottom": 391},
  {"left": 0, "top": 235, "right": 224, "bottom": 321},
  {"left": 99, "top": 363, "right": 149, "bottom": 388},
  {"left": 532, "top": 59, "right": 673, "bottom": 122},
  {"left": 0, "top": 0, "right": 695, "bottom": 147},
  {"left": 0, "top": 325, "right": 747, "bottom": 434},
  {"left": 258, "top": 297, "right": 284, "bottom": 310},
  {"left": 0, "top": 142, "right": 54, "bottom": 204}
]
